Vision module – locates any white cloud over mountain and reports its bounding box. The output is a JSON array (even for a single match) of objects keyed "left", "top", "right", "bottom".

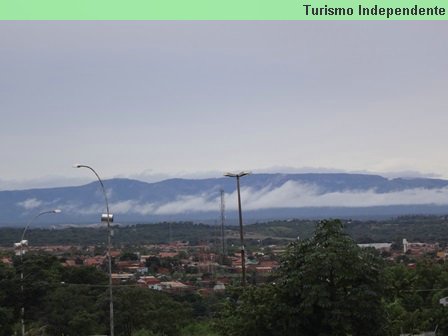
[
  {"left": 52, "top": 181, "right": 448, "bottom": 217},
  {"left": 17, "top": 198, "right": 43, "bottom": 210}
]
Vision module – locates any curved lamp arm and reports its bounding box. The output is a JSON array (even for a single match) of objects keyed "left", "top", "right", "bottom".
[
  {"left": 21, "top": 209, "right": 61, "bottom": 242},
  {"left": 73, "top": 163, "right": 114, "bottom": 336},
  {"left": 73, "top": 164, "right": 110, "bottom": 224}
]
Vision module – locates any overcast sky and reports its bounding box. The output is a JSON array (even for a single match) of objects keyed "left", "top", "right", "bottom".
[{"left": 1, "top": 21, "right": 447, "bottom": 190}]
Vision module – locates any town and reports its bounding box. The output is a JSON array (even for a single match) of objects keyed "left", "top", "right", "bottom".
[{"left": 0, "top": 217, "right": 446, "bottom": 297}]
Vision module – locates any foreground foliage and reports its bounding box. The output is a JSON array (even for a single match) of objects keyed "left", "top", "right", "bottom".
[
  {"left": 0, "top": 254, "right": 196, "bottom": 335},
  {"left": 3, "top": 219, "right": 448, "bottom": 335},
  {"left": 217, "top": 220, "right": 386, "bottom": 336}
]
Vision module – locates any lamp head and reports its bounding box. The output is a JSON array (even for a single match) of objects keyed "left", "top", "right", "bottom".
[
  {"left": 224, "top": 171, "right": 251, "bottom": 178},
  {"left": 53, "top": 209, "right": 62, "bottom": 214},
  {"left": 73, "top": 163, "right": 83, "bottom": 168},
  {"left": 101, "top": 213, "right": 114, "bottom": 222}
]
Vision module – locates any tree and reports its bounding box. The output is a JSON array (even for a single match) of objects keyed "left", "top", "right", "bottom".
[
  {"left": 113, "top": 287, "right": 192, "bottom": 336},
  {"left": 61, "top": 265, "right": 108, "bottom": 285},
  {"left": 217, "top": 219, "right": 386, "bottom": 336},
  {"left": 216, "top": 284, "right": 290, "bottom": 336},
  {"left": 120, "top": 252, "right": 139, "bottom": 261},
  {"left": 0, "top": 262, "right": 19, "bottom": 335},
  {"left": 43, "top": 286, "right": 105, "bottom": 336},
  {"left": 383, "top": 260, "right": 448, "bottom": 335},
  {"left": 145, "top": 256, "right": 161, "bottom": 273},
  {"left": 13, "top": 253, "right": 64, "bottom": 328}
]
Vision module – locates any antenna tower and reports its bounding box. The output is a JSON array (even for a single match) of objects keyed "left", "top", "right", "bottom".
[{"left": 220, "top": 189, "right": 226, "bottom": 264}]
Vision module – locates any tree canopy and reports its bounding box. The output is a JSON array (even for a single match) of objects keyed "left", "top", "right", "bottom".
[{"left": 217, "top": 219, "right": 386, "bottom": 336}]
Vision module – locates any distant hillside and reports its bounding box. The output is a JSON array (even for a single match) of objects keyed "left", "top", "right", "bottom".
[
  {"left": 2, "top": 216, "right": 448, "bottom": 247},
  {"left": 1, "top": 173, "right": 448, "bottom": 226}
]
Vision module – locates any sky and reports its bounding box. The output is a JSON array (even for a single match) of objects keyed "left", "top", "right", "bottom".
[{"left": 1, "top": 21, "right": 447, "bottom": 190}]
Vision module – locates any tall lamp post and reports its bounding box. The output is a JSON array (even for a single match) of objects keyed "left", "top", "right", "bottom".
[
  {"left": 16, "top": 209, "right": 61, "bottom": 336},
  {"left": 224, "top": 171, "right": 250, "bottom": 286},
  {"left": 74, "top": 164, "right": 114, "bottom": 336}
]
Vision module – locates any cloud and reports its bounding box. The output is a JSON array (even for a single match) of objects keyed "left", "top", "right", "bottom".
[
  {"left": 59, "top": 201, "right": 103, "bottom": 216},
  {"left": 17, "top": 198, "right": 43, "bottom": 210},
  {"left": 60, "top": 181, "right": 448, "bottom": 218},
  {"left": 154, "top": 193, "right": 218, "bottom": 215},
  {"left": 110, "top": 200, "right": 155, "bottom": 216},
  {"left": 241, "top": 181, "right": 448, "bottom": 209}
]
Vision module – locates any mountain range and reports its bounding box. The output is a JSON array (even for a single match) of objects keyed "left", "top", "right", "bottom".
[{"left": 2, "top": 173, "right": 448, "bottom": 227}]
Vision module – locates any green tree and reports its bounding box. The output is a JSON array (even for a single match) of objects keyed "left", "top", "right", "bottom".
[
  {"left": 0, "top": 306, "right": 14, "bottom": 336},
  {"left": 44, "top": 286, "right": 105, "bottom": 336},
  {"left": 120, "top": 252, "right": 139, "bottom": 261},
  {"left": 216, "top": 284, "right": 289, "bottom": 336},
  {"left": 13, "top": 253, "right": 64, "bottom": 327},
  {"left": 113, "top": 287, "right": 192, "bottom": 336},
  {"left": 383, "top": 260, "right": 448, "bottom": 335},
  {"left": 145, "top": 256, "right": 161, "bottom": 273},
  {"left": 180, "top": 321, "right": 219, "bottom": 336},
  {"left": 0, "top": 262, "right": 19, "bottom": 334},
  {"left": 217, "top": 219, "right": 386, "bottom": 336},
  {"left": 61, "top": 265, "right": 108, "bottom": 285}
]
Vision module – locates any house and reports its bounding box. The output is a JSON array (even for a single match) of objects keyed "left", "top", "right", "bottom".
[
  {"left": 403, "top": 239, "right": 438, "bottom": 255},
  {"left": 358, "top": 243, "right": 392, "bottom": 252},
  {"left": 110, "top": 250, "right": 121, "bottom": 258},
  {"left": 159, "top": 252, "right": 179, "bottom": 258},
  {"left": 84, "top": 256, "right": 106, "bottom": 267},
  {"left": 64, "top": 259, "right": 77, "bottom": 267},
  {"left": 0, "top": 257, "right": 12, "bottom": 265},
  {"left": 138, "top": 276, "right": 161, "bottom": 290},
  {"left": 116, "top": 260, "right": 142, "bottom": 272},
  {"left": 213, "top": 282, "right": 225, "bottom": 292},
  {"left": 159, "top": 281, "right": 192, "bottom": 293},
  {"left": 111, "top": 273, "right": 134, "bottom": 284}
]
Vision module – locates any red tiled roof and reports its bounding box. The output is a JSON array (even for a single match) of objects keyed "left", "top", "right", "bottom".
[{"left": 159, "top": 252, "right": 178, "bottom": 258}]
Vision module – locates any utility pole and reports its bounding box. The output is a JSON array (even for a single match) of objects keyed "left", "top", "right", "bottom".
[
  {"left": 224, "top": 171, "right": 250, "bottom": 286},
  {"left": 220, "top": 189, "right": 226, "bottom": 265}
]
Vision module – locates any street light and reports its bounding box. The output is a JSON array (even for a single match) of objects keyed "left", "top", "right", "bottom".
[
  {"left": 16, "top": 209, "right": 61, "bottom": 336},
  {"left": 74, "top": 164, "right": 114, "bottom": 336},
  {"left": 224, "top": 171, "right": 251, "bottom": 286}
]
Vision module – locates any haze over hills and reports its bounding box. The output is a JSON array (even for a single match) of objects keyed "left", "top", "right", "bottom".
[{"left": 2, "top": 173, "right": 448, "bottom": 227}]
